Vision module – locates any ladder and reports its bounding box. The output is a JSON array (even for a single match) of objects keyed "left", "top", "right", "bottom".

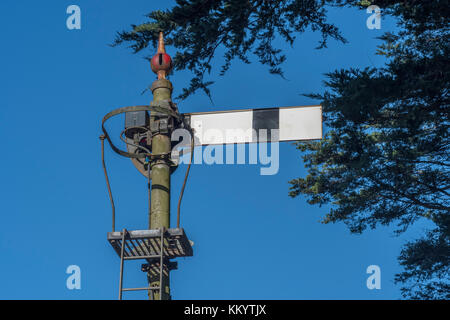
[{"left": 107, "top": 228, "right": 193, "bottom": 300}]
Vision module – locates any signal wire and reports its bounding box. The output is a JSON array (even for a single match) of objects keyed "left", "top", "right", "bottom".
[
  {"left": 100, "top": 135, "right": 116, "bottom": 232},
  {"left": 176, "top": 125, "right": 194, "bottom": 228}
]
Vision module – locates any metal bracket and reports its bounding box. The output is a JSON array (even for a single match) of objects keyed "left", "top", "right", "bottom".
[
  {"left": 141, "top": 260, "right": 178, "bottom": 273},
  {"left": 149, "top": 100, "right": 179, "bottom": 136},
  {"left": 159, "top": 118, "right": 169, "bottom": 134},
  {"left": 150, "top": 120, "right": 160, "bottom": 134}
]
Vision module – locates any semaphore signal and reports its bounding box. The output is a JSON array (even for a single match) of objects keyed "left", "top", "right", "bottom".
[{"left": 100, "top": 32, "right": 322, "bottom": 300}]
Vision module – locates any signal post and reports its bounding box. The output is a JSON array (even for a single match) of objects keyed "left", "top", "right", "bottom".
[{"left": 148, "top": 33, "right": 175, "bottom": 300}]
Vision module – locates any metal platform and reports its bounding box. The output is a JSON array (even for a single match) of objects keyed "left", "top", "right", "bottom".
[
  {"left": 108, "top": 228, "right": 193, "bottom": 260},
  {"left": 107, "top": 228, "right": 193, "bottom": 300}
]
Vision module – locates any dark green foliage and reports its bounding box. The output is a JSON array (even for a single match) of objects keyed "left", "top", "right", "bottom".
[
  {"left": 114, "top": 0, "right": 449, "bottom": 299},
  {"left": 395, "top": 214, "right": 449, "bottom": 299},
  {"left": 289, "top": 1, "right": 449, "bottom": 299},
  {"left": 291, "top": 38, "right": 449, "bottom": 233},
  {"left": 112, "top": 0, "right": 348, "bottom": 100}
]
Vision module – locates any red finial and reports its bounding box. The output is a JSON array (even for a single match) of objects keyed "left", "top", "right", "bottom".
[{"left": 150, "top": 32, "right": 173, "bottom": 80}]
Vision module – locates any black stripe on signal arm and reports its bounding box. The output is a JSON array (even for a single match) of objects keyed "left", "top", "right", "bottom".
[{"left": 252, "top": 108, "right": 279, "bottom": 142}]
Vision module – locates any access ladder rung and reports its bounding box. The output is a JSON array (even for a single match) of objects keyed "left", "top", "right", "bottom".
[
  {"left": 122, "top": 287, "right": 161, "bottom": 292},
  {"left": 124, "top": 255, "right": 161, "bottom": 260},
  {"left": 118, "top": 228, "right": 166, "bottom": 300}
]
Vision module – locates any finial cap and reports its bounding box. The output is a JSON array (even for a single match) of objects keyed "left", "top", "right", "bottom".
[{"left": 150, "top": 32, "right": 172, "bottom": 79}]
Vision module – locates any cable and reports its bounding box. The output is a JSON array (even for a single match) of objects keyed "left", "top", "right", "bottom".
[
  {"left": 101, "top": 104, "right": 194, "bottom": 230},
  {"left": 119, "top": 127, "right": 152, "bottom": 155},
  {"left": 102, "top": 104, "right": 180, "bottom": 160},
  {"left": 100, "top": 135, "right": 116, "bottom": 232},
  {"left": 148, "top": 160, "right": 152, "bottom": 229},
  {"left": 176, "top": 124, "right": 195, "bottom": 229}
]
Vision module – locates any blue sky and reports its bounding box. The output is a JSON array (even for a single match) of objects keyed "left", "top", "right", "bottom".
[{"left": 0, "top": 1, "right": 431, "bottom": 299}]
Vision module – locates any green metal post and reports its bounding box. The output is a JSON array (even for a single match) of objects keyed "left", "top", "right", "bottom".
[
  {"left": 148, "top": 78, "right": 173, "bottom": 300},
  {"left": 147, "top": 31, "right": 175, "bottom": 300}
]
